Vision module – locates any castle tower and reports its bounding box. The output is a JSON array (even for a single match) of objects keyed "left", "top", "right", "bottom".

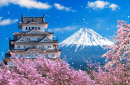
[{"left": 3, "top": 15, "right": 62, "bottom": 67}]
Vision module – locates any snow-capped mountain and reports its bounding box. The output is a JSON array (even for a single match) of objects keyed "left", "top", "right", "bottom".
[{"left": 59, "top": 28, "right": 113, "bottom": 51}]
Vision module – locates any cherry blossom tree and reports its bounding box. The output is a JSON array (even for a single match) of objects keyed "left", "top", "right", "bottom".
[
  {"left": 0, "top": 53, "right": 94, "bottom": 85},
  {"left": 102, "top": 20, "right": 130, "bottom": 68},
  {"left": 88, "top": 20, "right": 130, "bottom": 85}
]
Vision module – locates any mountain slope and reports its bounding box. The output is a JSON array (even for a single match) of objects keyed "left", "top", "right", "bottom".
[{"left": 59, "top": 28, "right": 113, "bottom": 51}]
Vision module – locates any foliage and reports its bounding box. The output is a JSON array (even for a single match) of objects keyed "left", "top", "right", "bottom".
[
  {"left": 0, "top": 54, "right": 94, "bottom": 85},
  {"left": 89, "top": 20, "right": 130, "bottom": 85}
]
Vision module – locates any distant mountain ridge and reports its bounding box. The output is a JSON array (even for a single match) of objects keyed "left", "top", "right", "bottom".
[{"left": 59, "top": 28, "right": 113, "bottom": 51}]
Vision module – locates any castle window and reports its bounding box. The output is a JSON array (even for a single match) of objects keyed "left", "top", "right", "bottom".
[
  {"left": 29, "top": 27, "right": 31, "bottom": 30},
  {"left": 26, "top": 27, "right": 27, "bottom": 30},
  {"left": 17, "top": 46, "right": 20, "bottom": 48},
  {"left": 37, "top": 38, "right": 40, "bottom": 40},
  {"left": 52, "top": 54, "right": 55, "bottom": 57},
  {"left": 48, "top": 46, "right": 51, "bottom": 48},
  {"left": 20, "top": 54, "right": 22, "bottom": 58},
  {"left": 32, "top": 27, "right": 34, "bottom": 29},
  {"left": 38, "top": 27, "right": 40, "bottom": 30},
  {"left": 45, "top": 54, "right": 48, "bottom": 57},
  {"left": 27, "top": 38, "right": 30, "bottom": 40},
  {"left": 35, "top": 27, "right": 37, "bottom": 29},
  {"left": 43, "top": 46, "right": 44, "bottom": 48},
  {"left": 24, "top": 46, "right": 26, "bottom": 48}
]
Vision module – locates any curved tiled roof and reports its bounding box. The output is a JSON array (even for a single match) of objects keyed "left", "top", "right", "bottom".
[
  {"left": 14, "top": 30, "right": 54, "bottom": 35},
  {"left": 8, "top": 48, "right": 61, "bottom": 52},
  {"left": 22, "top": 17, "right": 45, "bottom": 24},
  {"left": 18, "top": 15, "right": 49, "bottom": 28}
]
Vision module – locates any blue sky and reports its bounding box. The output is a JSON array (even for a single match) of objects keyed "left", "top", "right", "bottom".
[{"left": 0, "top": 0, "right": 130, "bottom": 61}]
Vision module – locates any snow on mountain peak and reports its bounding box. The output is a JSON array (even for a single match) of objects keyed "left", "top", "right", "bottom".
[{"left": 59, "top": 28, "right": 113, "bottom": 51}]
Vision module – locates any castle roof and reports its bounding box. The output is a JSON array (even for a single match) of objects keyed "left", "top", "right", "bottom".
[
  {"left": 18, "top": 15, "right": 49, "bottom": 28},
  {"left": 21, "top": 15, "right": 45, "bottom": 24},
  {"left": 7, "top": 47, "right": 62, "bottom": 53},
  {"left": 10, "top": 36, "right": 58, "bottom": 44},
  {"left": 13, "top": 30, "right": 54, "bottom": 35}
]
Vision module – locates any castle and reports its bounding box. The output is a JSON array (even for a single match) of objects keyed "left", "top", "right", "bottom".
[{"left": 3, "top": 15, "right": 62, "bottom": 67}]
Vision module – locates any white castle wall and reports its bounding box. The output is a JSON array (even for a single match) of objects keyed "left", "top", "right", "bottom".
[
  {"left": 8, "top": 52, "right": 58, "bottom": 67},
  {"left": 24, "top": 36, "right": 44, "bottom": 41},
  {"left": 14, "top": 45, "right": 54, "bottom": 49},
  {"left": 22, "top": 25, "right": 46, "bottom": 31},
  {"left": 11, "top": 53, "right": 58, "bottom": 59}
]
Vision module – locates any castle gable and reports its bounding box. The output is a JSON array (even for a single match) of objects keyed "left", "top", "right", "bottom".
[
  {"left": 16, "top": 37, "right": 28, "bottom": 42},
  {"left": 40, "top": 37, "right": 52, "bottom": 42}
]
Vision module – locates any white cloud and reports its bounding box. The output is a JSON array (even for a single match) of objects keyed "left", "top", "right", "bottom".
[
  {"left": 0, "top": 18, "right": 18, "bottom": 26},
  {"left": 0, "top": 0, "right": 51, "bottom": 9},
  {"left": 109, "top": 3, "right": 119, "bottom": 10},
  {"left": 87, "top": 1, "right": 110, "bottom": 9},
  {"left": 86, "top": 1, "right": 119, "bottom": 10},
  {"left": 0, "top": 0, "right": 8, "bottom": 7},
  {"left": 48, "top": 25, "right": 78, "bottom": 32},
  {"left": 54, "top": 3, "right": 65, "bottom": 10},
  {"left": 54, "top": 3, "right": 76, "bottom": 12},
  {"left": 0, "top": 17, "right": 3, "bottom": 20}
]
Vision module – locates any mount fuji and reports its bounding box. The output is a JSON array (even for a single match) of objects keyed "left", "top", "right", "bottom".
[
  {"left": 59, "top": 28, "right": 113, "bottom": 52},
  {"left": 59, "top": 28, "right": 113, "bottom": 70}
]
